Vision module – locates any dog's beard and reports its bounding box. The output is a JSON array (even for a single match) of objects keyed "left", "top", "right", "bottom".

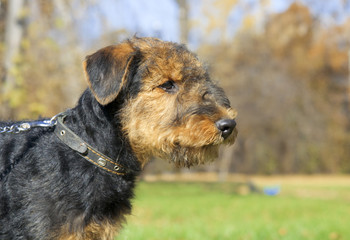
[
  {"left": 169, "top": 129, "right": 237, "bottom": 168},
  {"left": 126, "top": 126, "right": 237, "bottom": 168},
  {"left": 156, "top": 145, "right": 219, "bottom": 168}
]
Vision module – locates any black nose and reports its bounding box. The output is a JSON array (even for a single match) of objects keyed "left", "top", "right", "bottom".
[{"left": 215, "top": 119, "right": 236, "bottom": 139}]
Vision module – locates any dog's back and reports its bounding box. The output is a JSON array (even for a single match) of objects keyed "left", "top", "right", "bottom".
[{"left": 0, "top": 122, "right": 57, "bottom": 239}]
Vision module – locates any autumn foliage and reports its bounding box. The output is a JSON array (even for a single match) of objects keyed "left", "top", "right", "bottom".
[{"left": 1, "top": 1, "right": 350, "bottom": 174}]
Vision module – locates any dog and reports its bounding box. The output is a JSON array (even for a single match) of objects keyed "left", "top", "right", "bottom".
[{"left": 0, "top": 37, "right": 237, "bottom": 240}]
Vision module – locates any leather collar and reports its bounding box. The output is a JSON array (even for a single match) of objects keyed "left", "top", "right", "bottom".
[{"left": 54, "top": 114, "right": 136, "bottom": 176}]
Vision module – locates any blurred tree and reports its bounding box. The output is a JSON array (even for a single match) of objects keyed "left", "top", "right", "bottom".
[
  {"left": 176, "top": 0, "right": 189, "bottom": 44},
  {"left": 0, "top": 0, "right": 8, "bottom": 82},
  {"left": 2, "top": 0, "right": 26, "bottom": 118},
  {"left": 1, "top": 0, "right": 349, "bottom": 174},
  {"left": 199, "top": 2, "right": 350, "bottom": 174},
  {"left": 198, "top": 0, "right": 238, "bottom": 43},
  {"left": 265, "top": 3, "right": 350, "bottom": 173},
  {"left": 0, "top": 0, "right": 86, "bottom": 120}
]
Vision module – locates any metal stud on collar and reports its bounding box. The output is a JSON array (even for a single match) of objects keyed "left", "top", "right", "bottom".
[{"left": 97, "top": 158, "right": 107, "bottom": 167}]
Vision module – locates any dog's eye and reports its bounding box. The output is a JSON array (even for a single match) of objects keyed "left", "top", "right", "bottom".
[{"left": 158, "top": 80, "right": 177, "bottom": 93}]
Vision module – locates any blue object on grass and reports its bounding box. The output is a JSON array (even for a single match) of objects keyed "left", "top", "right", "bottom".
[{"left": 263, "top": 185, "right": 281, "bottom": 196}]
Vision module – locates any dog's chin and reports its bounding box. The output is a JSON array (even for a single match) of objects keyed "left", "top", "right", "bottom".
[
  {"left": 162, "top": 144, "right": 220, "bottom": 168},
  {"left": 152, "top": 130, "right": 237, "bottom": 168}
]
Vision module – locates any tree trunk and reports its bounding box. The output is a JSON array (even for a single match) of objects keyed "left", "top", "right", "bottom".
[
  {"left": 176, "top": 0, "right": 189, "bottom": 44},
  {"left": 3, "top": 0, "right": 25, "bottom": 90}
]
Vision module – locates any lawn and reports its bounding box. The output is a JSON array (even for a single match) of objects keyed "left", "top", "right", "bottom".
[{"left": 117, "top": 176, "right": 350, "bottom": 240}]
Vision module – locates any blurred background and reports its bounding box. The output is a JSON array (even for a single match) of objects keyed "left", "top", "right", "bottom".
[
  {"left": 1, "top": 1, "right": 350, "bottom": 239},
  {"left": 1, "top": 0, "right": 350, "bottom": 176}
]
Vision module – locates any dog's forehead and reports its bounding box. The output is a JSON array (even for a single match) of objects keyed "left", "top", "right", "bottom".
[{"left": 137, "top": 44, "right": 207, "bottom": 85}]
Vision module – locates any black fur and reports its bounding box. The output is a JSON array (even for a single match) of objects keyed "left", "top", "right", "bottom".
[{"left": 0, "top": 89, "right": 141, "bottom": 239}]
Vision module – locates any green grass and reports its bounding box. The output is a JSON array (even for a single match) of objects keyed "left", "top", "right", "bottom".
[{"left": 117, "top": 181, "right": 350, "bottom": 240}]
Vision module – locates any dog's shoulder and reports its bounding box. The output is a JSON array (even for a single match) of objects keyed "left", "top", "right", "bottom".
[{"left": 0, "top": 119, "right": 55, "bottom": 179}]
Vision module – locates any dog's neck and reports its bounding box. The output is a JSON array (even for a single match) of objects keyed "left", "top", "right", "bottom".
[{"left": 63, "top": 89, "right": 141, "bottom": 175}]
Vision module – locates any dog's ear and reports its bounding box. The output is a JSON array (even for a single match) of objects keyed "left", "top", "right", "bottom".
[{"left": 83, "top": 43, "right": 135, "bottom": 105}]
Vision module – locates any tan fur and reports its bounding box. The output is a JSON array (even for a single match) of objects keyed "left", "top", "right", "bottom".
[
  {"left": 119, "top": 38, "right": 238, "bottom": 167},
  {"left": 57, "top": 219, "right": 123, "bottom": 240}
]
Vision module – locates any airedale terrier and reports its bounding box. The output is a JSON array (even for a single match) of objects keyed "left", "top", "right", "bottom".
[{"left": 0, "top": 37, "right": 237, "bottom": 240}]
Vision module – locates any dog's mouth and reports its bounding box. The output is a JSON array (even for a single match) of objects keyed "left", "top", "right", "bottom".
[
  {"left": 128, "top": 121, "right": 237, "bottom": 168},
  {"left": 170, "top": 127, "right": 237, "bottom": 167}
]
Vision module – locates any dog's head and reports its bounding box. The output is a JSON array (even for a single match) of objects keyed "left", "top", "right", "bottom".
[{"left": 83, "top": 37, "right": 237, "bottom": 167}]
